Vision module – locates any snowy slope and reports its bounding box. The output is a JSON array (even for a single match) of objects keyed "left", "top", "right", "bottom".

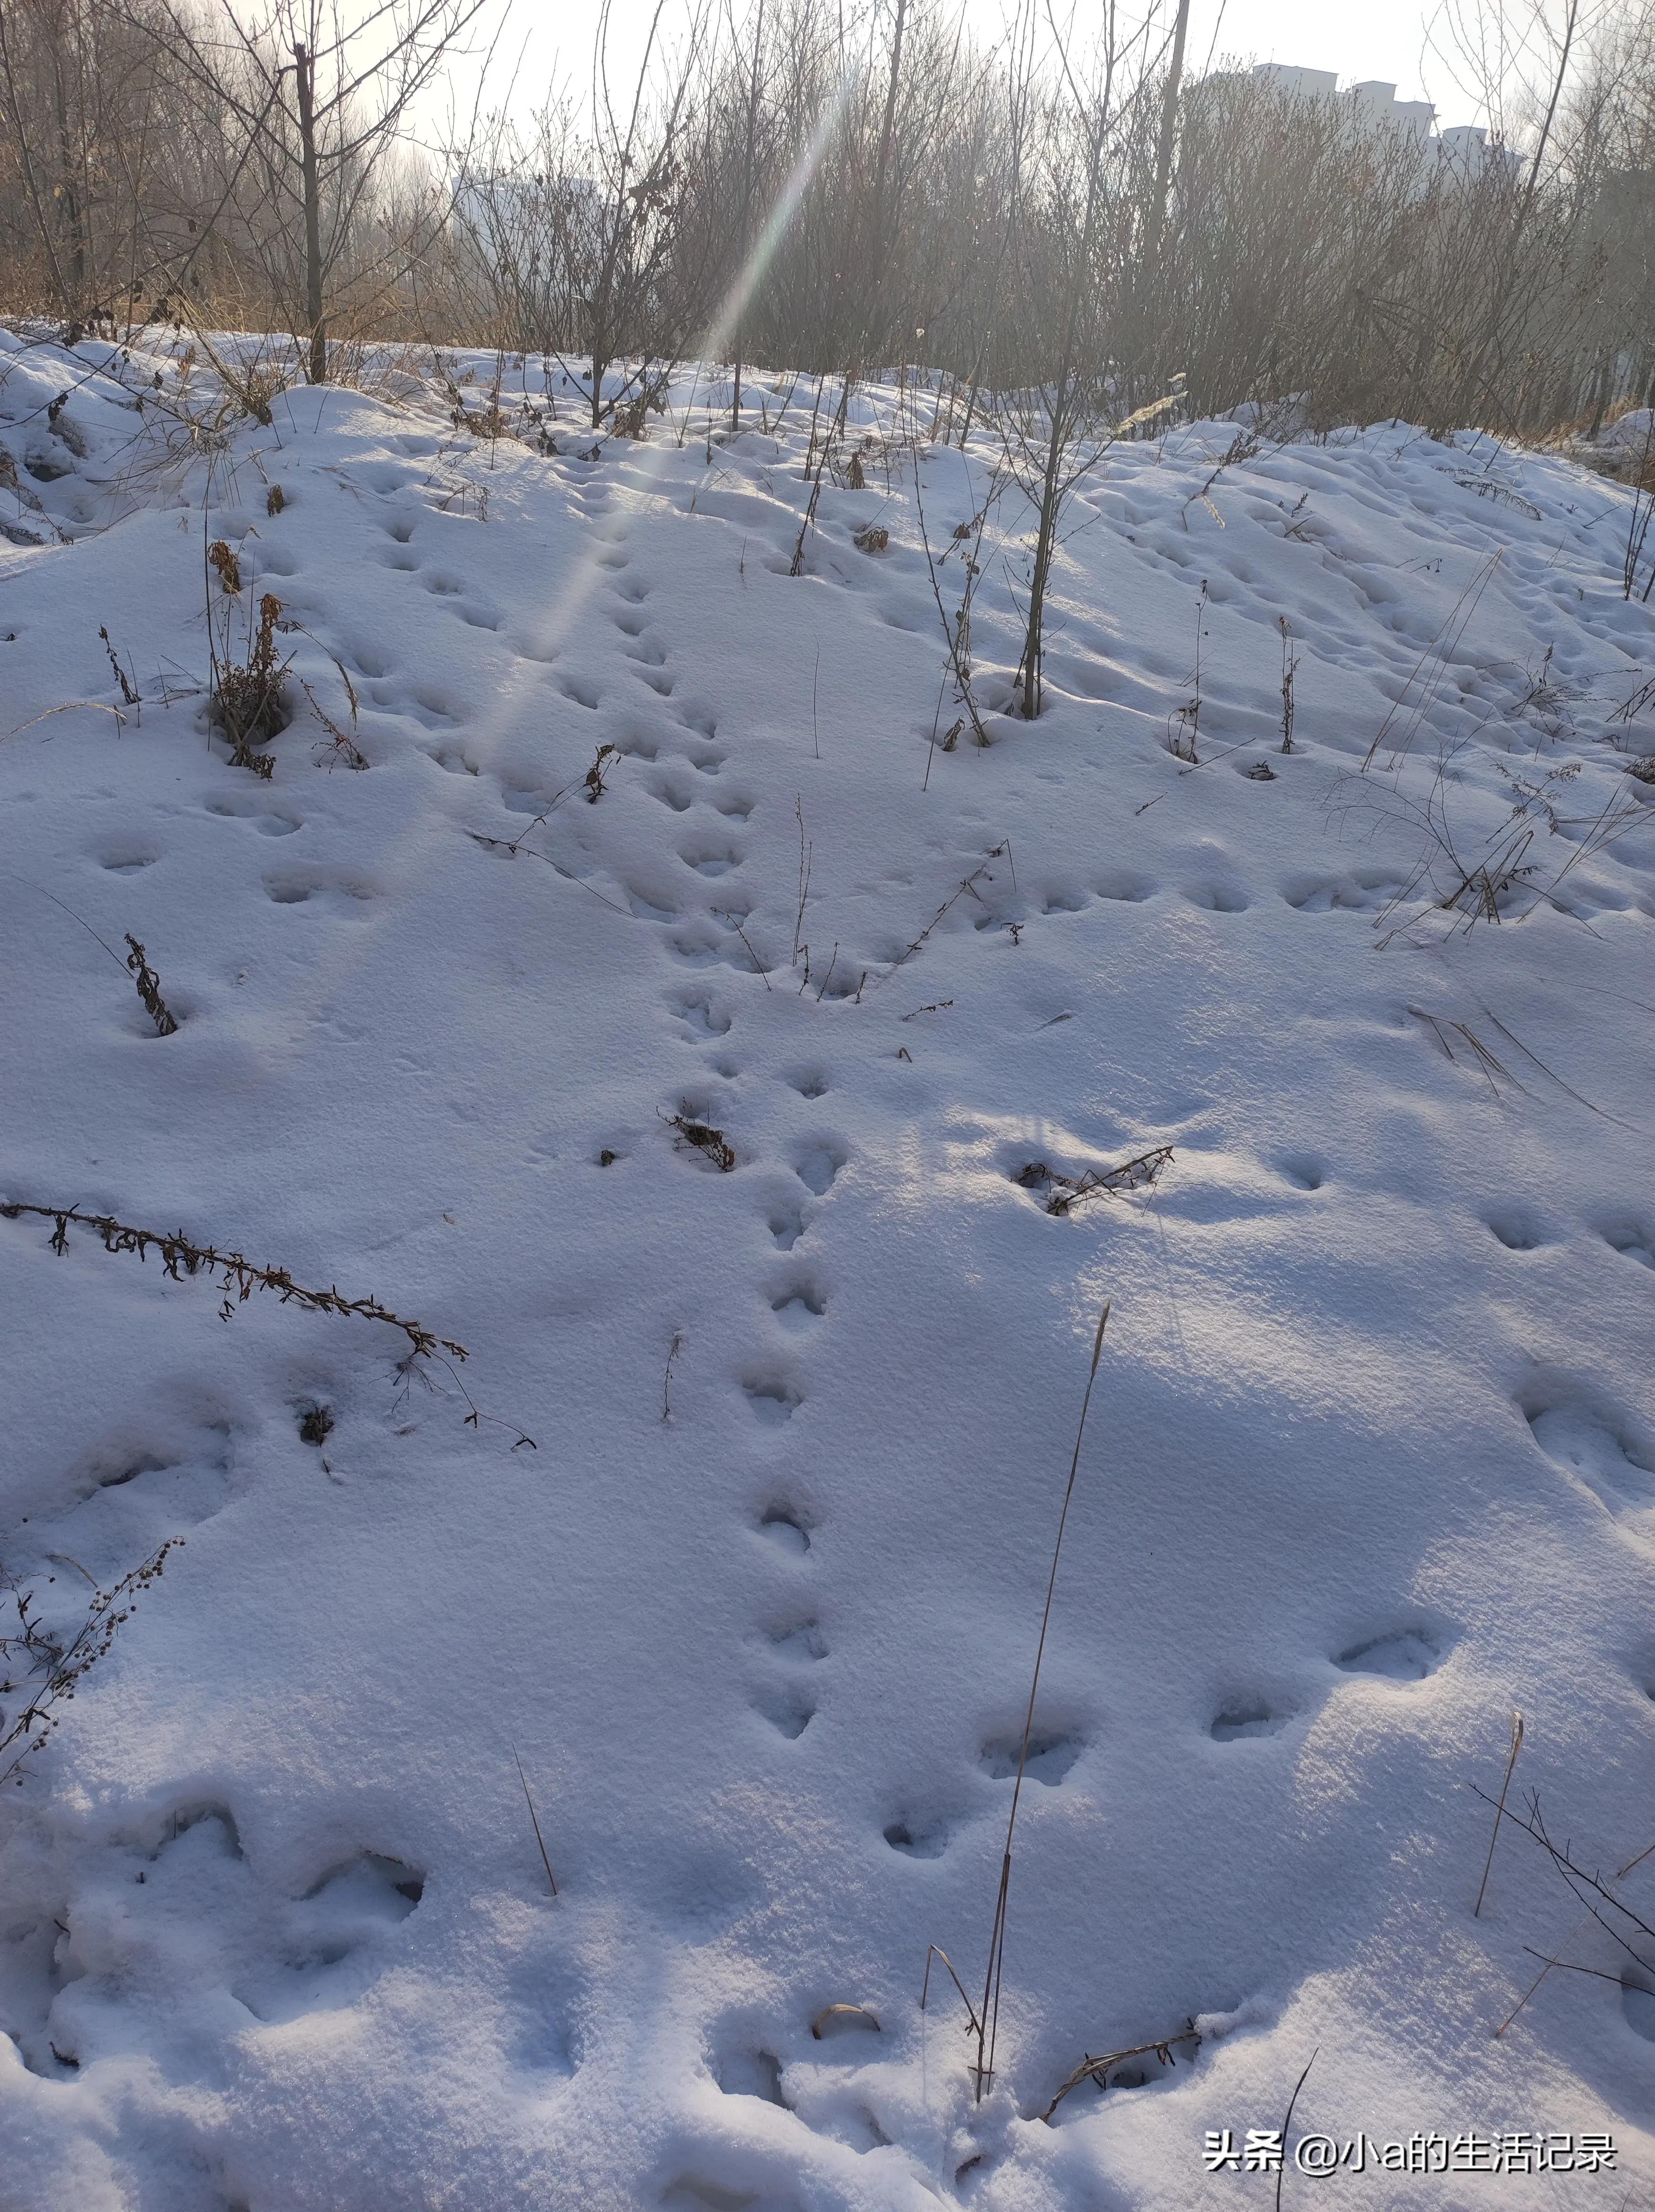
[{"left": 1, "top": 327, "right": 1654, "bottom": 2211}]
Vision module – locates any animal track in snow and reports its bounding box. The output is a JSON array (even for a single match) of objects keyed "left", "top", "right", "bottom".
[
  {"left": 679, "top": 844, "right": 741, "bottom": 877},
  {"left": 420, "top": 740, "right": 479, "bottom": 776},
  {"left": 1601, "top": 1218, "right": 1655, "bottom": 1270},
  {"left": 263, "top": 872, "right": 377, "bottom": 915},
  {"left": 751, "top": 1682, "right": 815, "bottom": 1739},
  {"left": 757, "top": 1504, "right": 811, "bottom": 1556},
  {"left": 1622, "top": 1968, "right": 1655, "bottom": 2044},
  {"left": 1487, "top": 1211, "right": 1545, "bottom": 1251},
  {"left": 1210, "top": 1703, "right": 1294, "bottom": 1741},
  {"left": 1184, "top": 881, "right": 1250, "bottom": 913},
  {"left": 670, "top": 989, "right": 732, "bottom": 1036},
  {"left": 767, "top": 1201, "right": 807, "bottom": 1250},
  {"left": 882, "top": 1814, "right": 951, "bottom": 1859},
  {"left": 756, "top": 1616, "right": 828, "bottom": 1663},
  {"left": 627, "top": 883, "right": 682, "bottom": 922},
  {"left": 1, "top": 1813, "right": 424, "bottom": 2077},
  {"left": 979, "top": 1732, "right": 1082, "bottom": 1784},
  {"left": 1333, "top": 1629, "right": 1442, "bottom": 1681},
  {"left": 769, "top": 1277, "right": 826, "bottom": 1324},
  {"left": 741, "top": 1372, "right": 802, "bottom": 1426},
  {"left": 791, "top": 1142, "right": 847, "bottom": 1198},
  {"left": 405, "top": 683, "right": 463, "bottom": 728},
  {"left": 1525, "top": 1393, "right": 1655, "bottom": 1528},
  {"left": 205, "top": 796, "right": 301, "bottom": 836},
  {"left": 1094, "top": 871, "right": 1156, "bottom": 902},
  {"left": 714, "top": 2045, "right": 788, "bottom": 2104},
  {"left": 1282, "top": 869, "right": 1408, "bottom": 913}
]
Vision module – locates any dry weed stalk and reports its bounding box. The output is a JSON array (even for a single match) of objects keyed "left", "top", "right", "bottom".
[
  {"left": 1361, "top": 552, "right": 1502, "bottom": 771},
  {"left": 0, "top": 1199, "right": 536, "bottom": 1448},
  {"left": 869, "top": 844, "right": 1008, "bottom": 990},
  {"left": 2, "top": 1540, "right": 181, "bottom": 1787},
  {"left": 662, "top": 1328, "right": 685, "bottom": 1420},
  {"left": 512, "top": 1746, "right": 559, "bottom": 1896},
  {"left": 123, "top": 934, "right": 179, "bottom": 1036},
  {"left": 914, "top": 454, "right": 997, "bottom": 757},
  {"left": 976, "top": 1299, "right": 1112, "bottom": 2096},
  {"left": 1485, "top": 1787, "right": 1655, "bottom": 2038},
  {"left": 0, "top": 1198, "right": 466, "bottom": 1360},
  {"left": 1041, "top": 2026, "right": 1202, "bottom": 2120},
  {"left": 1017, "top": 1146, "right": 1175, "bottom": 1217},
  {"left": 469, "top": 745, "right": 626, "bottom": 860},
  {"left": 922, "top": 1301, "right": 1113, "bottom": 2100},
  {"left": 1473, "top": 1709, "right": 1526, "bottom": 1917},
  {"left": 99, "top": 627, "right": 141, "bottom": 717}
]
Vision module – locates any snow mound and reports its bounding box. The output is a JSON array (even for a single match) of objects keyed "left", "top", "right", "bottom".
[{"left": 1, "top": 335, "right": 1653, "bottom": 2207}]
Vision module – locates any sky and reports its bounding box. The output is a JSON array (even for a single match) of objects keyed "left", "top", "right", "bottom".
[{"left": 475, "top": 0, "right": 1494, "bottom": 130}]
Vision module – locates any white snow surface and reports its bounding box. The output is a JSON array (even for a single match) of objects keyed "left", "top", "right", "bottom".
[{"left": 2, "top": 329, "right": 1655, "bottom": 2211}]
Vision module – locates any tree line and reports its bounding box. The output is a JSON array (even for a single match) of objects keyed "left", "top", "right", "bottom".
[{"left": 3, "top": 0, "right": 1655, "bottom": 440}]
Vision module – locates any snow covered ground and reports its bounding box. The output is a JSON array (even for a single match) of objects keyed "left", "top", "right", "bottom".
[{"left": 1, "top": 327, "right": 1654, "bottom": 2211}]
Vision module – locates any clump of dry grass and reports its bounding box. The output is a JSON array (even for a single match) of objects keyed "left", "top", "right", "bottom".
[{"left": 210, "top": 590, "right": 289, "bottom": 776}]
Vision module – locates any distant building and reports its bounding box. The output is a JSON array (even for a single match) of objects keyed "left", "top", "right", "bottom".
[{"left": 1193, "top": 63, "right": 1523, "bottom": 181}]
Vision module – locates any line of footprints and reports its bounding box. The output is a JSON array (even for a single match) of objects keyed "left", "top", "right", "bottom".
[{"left": 571, "top": 497, "right": 853, "bottom": 1752}]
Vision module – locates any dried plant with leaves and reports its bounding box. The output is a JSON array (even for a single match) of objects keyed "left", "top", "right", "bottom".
[
  {"left": 665, "top": 1114, "right": 736, "bottom": 1171},
  {"left": 124, "top": 934, "right": 179, "bottom": 1036},
  {"left": 207, "top": 538, "right": 243, "bottom": 593},
  {"left": 211, "top": 589, "right": 289, "bottom": 776}
]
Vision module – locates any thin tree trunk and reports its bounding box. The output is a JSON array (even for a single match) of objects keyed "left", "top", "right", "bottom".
[
  {"left": 732, "top": 0, "right": 764, "bottom": 434},
  {"left": 51, "top": 15, "right": 88, "bottom": 312},
  {"left": 294, "top": 41, "right": 327, "bottom": 384},
  {"left": 1144, "top": 0, "right": 1189, "bottom": 270},
  {"left": 0, "top": 0, "right": 72, "bottom": 312}
]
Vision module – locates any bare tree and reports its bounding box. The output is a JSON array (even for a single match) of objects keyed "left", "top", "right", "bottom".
[{"left": 140, "top": 0, "right": 484, "bottom": 379}]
